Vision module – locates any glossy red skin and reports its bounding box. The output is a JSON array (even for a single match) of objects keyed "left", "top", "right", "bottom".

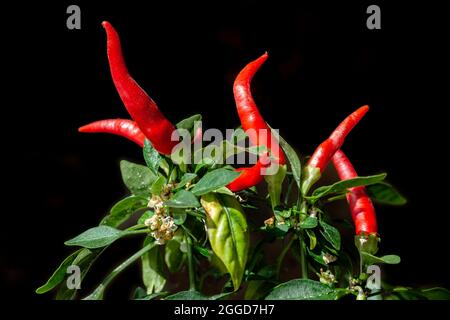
[
  {"left": 233, "top": 52, "right": 285, "bottom": 165},
  {"left": 227, "top": 155, "right": 270, "bottom": 192},
  {"left": 308, "top": 105, "right": 369, "bottom": 173},
  {"left": 332, "top": 150, "right": 377, "bottom": 235},
  {"left": 102, "top": 21, "right": 178, "bottom": 155},
  {"left": 79, "top": 119, "right": 145, "bottom": 147}
]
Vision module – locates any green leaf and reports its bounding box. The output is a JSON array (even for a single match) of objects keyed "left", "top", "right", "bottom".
[
  {"left": 120, "top": 160, "right": 157, "bottom": 197},
  {"left": 165, "top": 230, "right": 185, "bottom": 273},
  {"left": 55, "top": 248, "right": 98, "bottom": 300},
  {"left": 265, "top": 279, "right": 337, "bottom": 300},
  {"left": 200, "top": 193, "right": 249, "bottom": 291},
  {"left": 191, "top": 169, "right": 241, "bottom": 196},
  {"left": 151, "top": 176, "right": 167, "bottom": 195},
  {"left": 300, "top": 216, "right": 318, "bottom": 229},
  {"left": 138, "top": 210, "right": 154, "bottom": 225},
  {"left": 176, "top": 114, "right": 202, "bottom": 131},
  {"left": 265, "top": 164, "right": 287, "bottom": 208},
  {"left": 165, "top": 290, "right": 209, "bottom": 300},
  {"left": 175, "top": 173, "right": 197, "bottom": 190},
  {"left": 143, "top": 139, "right": 162, "bottom": 176},
  {"left": 319, "top": 220, "right": 341, "bottom": 251},
  {"left": 142, "top": 237, "right": 166, "bottom": 294},
  {"left": 420, "top": 287, "right": 450, "bottom": 300},
  {"left": 194, "top": 246, "right": 211, "bottom": 258},
  {"left": 101, "top": 196, "right": 148, "bottom": 227},
  {"left": 305, "top": 229, "right": 317, "bottom": 250},
  {"left": 361, "top": 252, "right": 401, "bottom": 265},
  {"left": 36, "top": 249, "right": 82, "bottom": 294},
  {"left": 278, "top": 134, "right": 301, "bottom": 189},
  {"left": 164, "top": 190, "right": 200, "bottom": 208},
  {"left": 310, "top": 173, "right": 387, "bottom": 201},
  {"left": 65, "top": 226, "right": 125, "bottom": 249},
  {"left": 366, "top": 182, "right": 407, "bottom": 206}
]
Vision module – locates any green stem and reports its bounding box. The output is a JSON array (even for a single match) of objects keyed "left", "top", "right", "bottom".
[
  {"left": 186, "top": 235, "right": 196, "bottom": 291},
  {"left": 299, "top": 233, "right": 308, "bottom": 279},
  {"left": 275, "top": 233, "right": 297, "bottom": 279},
  {"left": 125, "top": 229, "right": 150, "bottom": 236},
  {"left": 84, "top": 242, "right": 157, "bottom": 299},
  {"left": 284, "top": 177, "right": 295, "bottom": 205}
]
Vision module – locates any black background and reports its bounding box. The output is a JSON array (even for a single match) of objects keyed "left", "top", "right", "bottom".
[{"left": 2, "top": 1, "right": 449, "bottom": 300}]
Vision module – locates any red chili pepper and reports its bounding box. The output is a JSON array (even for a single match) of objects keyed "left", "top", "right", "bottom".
[
  {"left": 227, "top": 154, "right": 270, "bottom": 192},
  {"left": 233, "top": 52, "right": 285, "bottom": 165},
  {"left": 302, "top": 106, "right": 369, "bottom": 195},
  {"left": 308, "top": 105, "right": 369, "bottom": 172},
  {"left": 332, "top": 150, "right": 377, "bottom": 235},
  {"left": 79, "top": 119, "right": 145, "bottom": 147},
  {"left": 102, "top": 21, "right": 178, "bottom": 155}
]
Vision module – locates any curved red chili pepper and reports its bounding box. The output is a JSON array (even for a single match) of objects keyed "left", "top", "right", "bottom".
[
  {"left": 227, "top": 154, "right": 270, "bottom": 192},
  {"left": 79, "top": 119, "right": 145, "bottom": 147},
  {"left": 308, "top": 105, "right": 369, "bottom": 173},
  {"left": 332, "top": 150, "right": 377, "bottom": 235},
  {"left": 102, "top": 21, "right": 178, "bottom": 155},
  {"left": 233, "top": 52, "right": 285, "bottom": 165}
]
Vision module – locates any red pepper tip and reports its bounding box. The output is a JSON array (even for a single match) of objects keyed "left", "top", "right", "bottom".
[{"left": 101, "top": 21, "right": 110, "bottom": 28}]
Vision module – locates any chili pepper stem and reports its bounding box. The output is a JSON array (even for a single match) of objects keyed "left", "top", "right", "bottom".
[{"left": 186, "top": 234, "right": 196, "bottom": 291}]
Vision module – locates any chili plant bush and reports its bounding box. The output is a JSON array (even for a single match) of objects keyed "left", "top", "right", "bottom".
[{"left": 36, "top": 21, "right": 449, "bottom": 300}]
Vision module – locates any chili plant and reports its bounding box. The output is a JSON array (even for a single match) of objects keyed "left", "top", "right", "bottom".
[{"left": 36, "top": 21, "right": 449, "bottom": 300}]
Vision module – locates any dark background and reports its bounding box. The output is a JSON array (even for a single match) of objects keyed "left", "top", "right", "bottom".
[{"left": 2, "top": 1, "right": 449, "bottom": 299}]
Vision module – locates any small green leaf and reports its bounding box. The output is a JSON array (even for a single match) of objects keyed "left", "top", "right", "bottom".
[
  {"left": 143, "top": 139, "right": 162, "bottom": 176},
  {"left": 172, "top": 209, "right": 187, "bottom": 225},
  {"left": 214, "top": 186, "right": 235, "bottom": 196},
  {"left": 191, "top": 169, "right": 241, "bottom": 196},
  {"left": 65, "top": 226, "right": 125, "bottom": 249},
  {"left": 366, "top": 182, "right": 407, "bottom": 206},
  {"left": 120, "top": 160, "right": 157, "bottom": 197},
  {"left": 361, "top": 252, "right": 401, "bottom": 265},
  {"left": 151, "top": 176, "right": 167, "bottom": 195},
  {"left": 201, "top": 193, "right": 249, "bottom": 291},
  {"left": 310, "top": 173, "right": 387, "bottom": 201},
  {"left": 138, "top": 210, "right": 154, "bottom": 225},
  {"left": 305, "top": 229, "right": 317, "bottom": 250},
  {"left": 300, "top": 216, "right": 318, "bottom": 229},
  {"left": 176, "top": 114, "right": 202, "bottom": 131},
  {"left": 175, "top": 173, "right": 197, "bottom": 190},
  {"left": 36, "top": 249, "right": 82, "bottom": 294},
  {"left": 164, "top": 190, "right": 200, "bottom": 208},
  {"left": 101, "top": 196, "right": 148, "bottom": 227},
  {"left": 278, "top": 134, "right": 301, "bottom": 189},
  {"left": 165, "top": 290, "right": 209, "bottom": 300},
  {"left": 265, "top": 279, "right": 336, "bottom": 300},
  {"left": 142, "top": 237, "right": 166, "bottom": 294},
  {"left": 319, "top": 220, "right": 341, "bottom": 251},
  {"left": 194, "top": 246, "right": 211, "bottom": 258}
]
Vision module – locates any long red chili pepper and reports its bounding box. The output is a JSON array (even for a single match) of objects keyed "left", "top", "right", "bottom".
[
  {"left": 226, "top": 53, "right": 288, "bottom": 193},
  {"left": 79, "top": 119, "right": 145, "bottom": 147},
  {"left": 302, "top": 106, "right": 369, "bottom": 195},
  {"left": 332, "top": 150, "right": 377, "bottom": 235},
  {"left": 102, "top": 21, "right": 178, "bottom": 155},
  {"left": 308, "top": 105, "right": 369, "bottom": 172},
  {"left": 227, "top": 155, "right": 270, "bottom": 192},
  {"left": 233, "top": 52, "right": 285, "bottom": 165}
]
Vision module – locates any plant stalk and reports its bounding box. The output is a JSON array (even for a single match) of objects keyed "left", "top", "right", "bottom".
[
  {"left": 276, "top": 233, "right": 297, "bottom": 279},
  {"left": 299, "top": 233, "right": 308, "bottom": 279},
  {"left": 84, "top": 241, "right": 157, "bottom": 299},
  {"left": 186, "top": 234, "right": 196, "bottom": 291}
]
